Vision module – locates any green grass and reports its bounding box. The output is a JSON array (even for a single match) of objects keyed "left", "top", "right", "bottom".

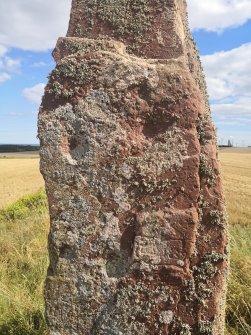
[
  {"left": 0, "top": 154, "right": 251, "bottom": 334},
  {"left": 226, "top": 225, "right": 251, "bottom": 335},
  {"left": 0, "top": 190, "right": 49, "bottom": 335},
  {"left": 0, "top": 192, "right": 47, "bottom": 221}
]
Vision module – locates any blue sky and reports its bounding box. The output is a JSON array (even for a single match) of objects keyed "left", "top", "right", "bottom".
[{"left": 0, "top": 0, "right": 251, "bottom": 146}]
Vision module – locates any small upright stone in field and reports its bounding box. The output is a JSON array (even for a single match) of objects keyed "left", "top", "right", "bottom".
[{"left": 39, "top": 1, "right": 228, "bottom": 334}]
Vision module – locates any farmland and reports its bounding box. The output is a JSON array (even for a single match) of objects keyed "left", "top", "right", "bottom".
[
  {"left": 0, "top": 154, "right": 44, "bottom": 208},
  {"left": 219, "top": 149, "right": 251, "bottom": 227},
  {"left": 0, "top": 149, "right": 250, "bottom": 334},
  {"left": 219, "top": 149, "right": 251, "bottom": 334}
]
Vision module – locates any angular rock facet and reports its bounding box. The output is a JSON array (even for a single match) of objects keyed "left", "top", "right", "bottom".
[{"left": 39, "top": 1, "right": 228, "bottom": 334}]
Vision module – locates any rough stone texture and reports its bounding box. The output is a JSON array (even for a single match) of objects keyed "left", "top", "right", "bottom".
[{"left": 38, "top": 1, "right": 228, "bottom": 334}]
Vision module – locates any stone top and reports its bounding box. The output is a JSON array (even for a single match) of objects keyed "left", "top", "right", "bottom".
[{"left": 67, "top": 0, "right": 189, "bottom": 59}]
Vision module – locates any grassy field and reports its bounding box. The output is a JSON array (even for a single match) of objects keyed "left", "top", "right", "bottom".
[
  {"left": 0, "top": 156, "right": 44, "bottom": 209},
  {"left": 0, "top": 191, "right": 49, "bottom": 335},
  {"left": 219, "top": 150, "right": 251, "bottom": 227},
  {"left": 219, "top": 149, "right": 251, "bottom": 335},
  {"left": 0, "top": 150, "right": 250, "bottom": 334},
  {"left": 0, "top": 151, "right": 39, "bottom": 158}
]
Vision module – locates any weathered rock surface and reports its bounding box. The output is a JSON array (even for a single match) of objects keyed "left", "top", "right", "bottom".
[{"left": 38, "top": 1, "right": 228, "bottom": 334}]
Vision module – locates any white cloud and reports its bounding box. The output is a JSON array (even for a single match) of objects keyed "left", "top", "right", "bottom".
[
  {"left": 0, "top": 0, "right": 71, "bottom": 51},
  {"left": 200, "top": 43, "right": 251, "bottom": 136},
  {"left": 0, "top": 45, "right": 8, "bottom": 57},
  {"left": 31, "top": 61, "right": 51, "bottom": 67},
  {"left": 22, "top": 83, "right": 45, "bottom": 104},
  {"left": 202, "top": 43, "right": 251, "bottom": 102},
  {"left": 187, "top": 0, "right": 251, "bottom": 32},
  {"left": 212, "top": 97, "right": 251, "bottom": 117},
  {"left": 0, "top": 49, "right": 21, "bottom": 83},
  {"left": 206, "top": 78, "right": 233, "bottom": 101},
  {"left": 5, "top": 112, "right": 25, "bottom": 117},
  {"left": 0, "top": 73, "right": 11, "bottom": 83}
]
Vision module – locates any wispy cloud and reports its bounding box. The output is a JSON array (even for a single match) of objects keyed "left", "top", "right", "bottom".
[
  {"left": 4, "top": 112, "right": 25, "bottom": 117},
  {"left": 0, "top": 0, "right": 71, "bottom": 51},
  {"left": 187, "top": 0, "right": 251, "bottom": 32},
  {"left": 200, "top": 43, "right": 251, "bottom": 128},
  {"left": 22, "top": 83, "right": 45, "bottom": 104},
  {"left": 0, "top": 48, "right": 21, "bottom": 83},
  {"left": 202, "top": 43, "right": 251, "bottom": 100},
  {"left": 0, "top": 72, "right": 11, "bottom": 83},
  {"left": 31, "top": 61, "right": 52, "bottom": 68},
  {"left": 0, "top": 45, "right": 8, "bottom": 57},
  {"left": 216, "top": 114, "right": 251, "bottom": 126},
  {"left": 211, "top": 97, "right": 251, "bottom": 116}
]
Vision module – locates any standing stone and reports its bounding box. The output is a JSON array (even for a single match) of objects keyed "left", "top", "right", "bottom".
[{"left": 38, "top": 1, "right": 228, "bottom": 334}]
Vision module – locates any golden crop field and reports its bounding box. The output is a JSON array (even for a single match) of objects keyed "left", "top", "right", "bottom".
[
  {"left": 0, "top": 157, "right": 44, "bottom": 208},
  {"left": 219, "top": 149, "right": 251, "bottom": 227},
  {"left": 219, "top": 149, "right": 251, "bottom": 335}
]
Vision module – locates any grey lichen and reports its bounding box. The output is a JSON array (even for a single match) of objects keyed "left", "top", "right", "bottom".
[
  {"left": 94, "top": 281, "right": 171, "bottom": 333},
  {"left": 197, "top": 194, "right": 209, "bottom": 222},
  {"left": 175, "top": 321, "right": 192, "bottom": 335},
  {"left": 78, "top": 0, "right": 154, "bottom": 39},
  {"left": 184, "top": 278, "right": 214, "bottom": 306},
  {"left": 48, "top": 82, "right": 75, "bottom": 98},
  {"left": 200, "top": 154, "right": 217, "bottom": 186},
  {"left": 159, "top": 310, "right": 174, "bottom": 325},
  {"left": 161, "top": 95, "right": 175, "bottom": 105},
  {"left": 198, "top": 320, "right": 214, "bottom": 334},
  {"left": 46, "top": 56, "right": 97, "bottom": 102},
  {"left": 209, "top": 210, "right": 226, "bottom": 227},
  {"left": 196, "top": 116, "right": 211, "bottom": 145},
  {"left": 193, "top": 252, "right": 225, "bottom": 282},
  {"left": 73, "top": 0, "right": 174, "bottom": 55},
  {"left": 53, "top": 57, "right": 94, "bottom": 86}
]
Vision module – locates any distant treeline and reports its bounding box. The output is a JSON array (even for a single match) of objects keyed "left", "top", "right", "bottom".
[{"left": 0, "top": 145, "right": 39, "bottom": 153}]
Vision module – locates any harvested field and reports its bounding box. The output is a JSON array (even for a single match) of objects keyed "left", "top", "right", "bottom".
[
  {"left": 219, "top": 150, "right": 251, "bottom": 227},
  {"left": 219, "top": 149, "right": 251, "bottom": 335},
  {"left": 219, "top": 147, "right": 251, "bottom": 154},
  {"left": 0, "top": 157, "right": 44, "bottom": 208},
  {"left": 0, "top": 151, "right": 39, "bottom": 158}
]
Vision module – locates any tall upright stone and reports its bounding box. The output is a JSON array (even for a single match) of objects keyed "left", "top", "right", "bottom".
[{"left": 38, "top": 1, "right": 228, "bottom": 334}]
